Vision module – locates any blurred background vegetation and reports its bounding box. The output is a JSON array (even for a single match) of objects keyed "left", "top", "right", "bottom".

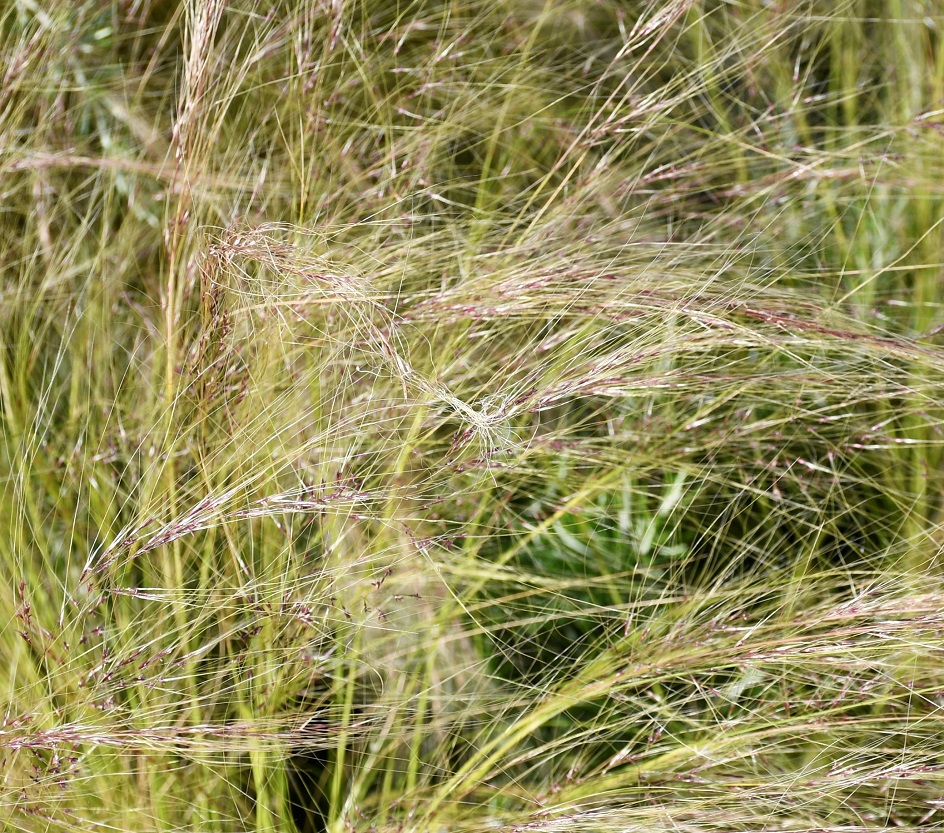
[{"left": 2, "top": 0, "right": 944, "bottom": 830}]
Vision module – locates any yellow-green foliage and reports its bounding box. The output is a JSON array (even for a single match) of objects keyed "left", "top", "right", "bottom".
[{"left": 2, "top": 1, "right": 944, "bottom": 831}]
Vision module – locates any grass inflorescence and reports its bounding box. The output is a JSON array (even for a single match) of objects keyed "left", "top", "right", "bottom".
[{"left": 2, "top": 1, "right": 944, "bottom": 830}]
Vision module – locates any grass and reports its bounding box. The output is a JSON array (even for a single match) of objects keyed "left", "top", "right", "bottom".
[{"left": 2, "top": 0, "right": 944, "bottom": 830}]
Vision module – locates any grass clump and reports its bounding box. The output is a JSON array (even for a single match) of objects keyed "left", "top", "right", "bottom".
[{"left": 2, "top": 0, "right": 944, "bottom": 830}]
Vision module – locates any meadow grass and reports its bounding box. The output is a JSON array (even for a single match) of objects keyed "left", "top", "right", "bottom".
[{"left": 2, "top": 1, "right": 944, "bottom": 830}]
